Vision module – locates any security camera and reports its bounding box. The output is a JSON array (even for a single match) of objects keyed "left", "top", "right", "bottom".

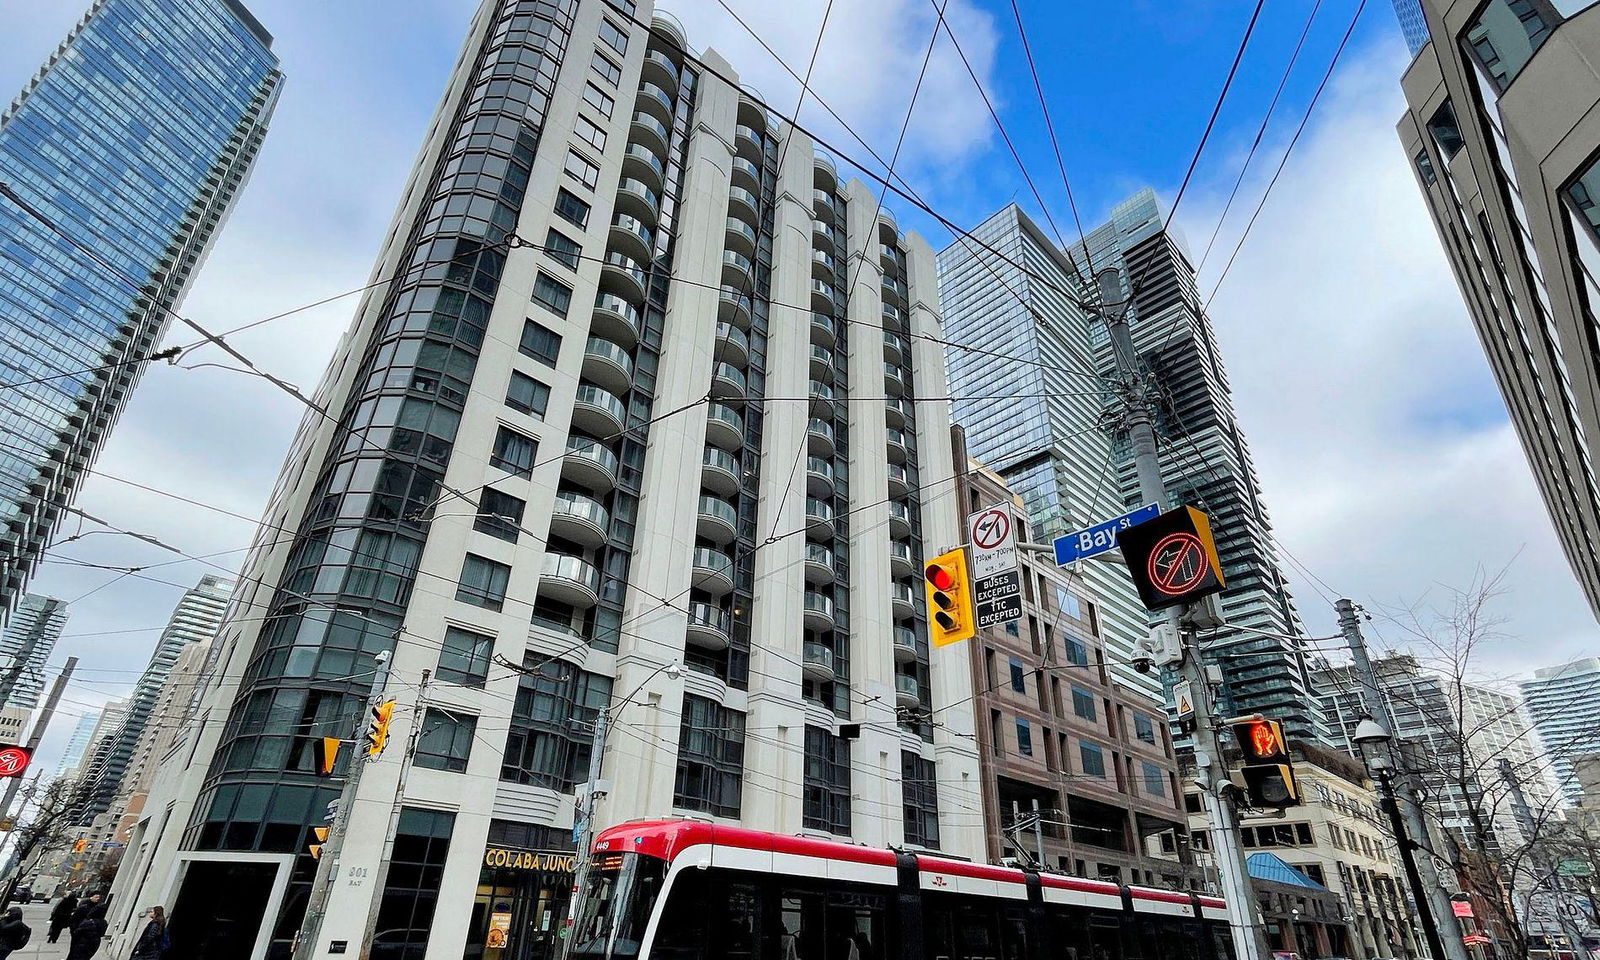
[{"left": 1132, "top": 655, "right": 1154, "bottom": 675}]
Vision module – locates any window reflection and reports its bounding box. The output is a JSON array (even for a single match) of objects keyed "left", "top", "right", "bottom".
[{"left": 1461, "top": 0, "right": 1560, "bottom": 92}]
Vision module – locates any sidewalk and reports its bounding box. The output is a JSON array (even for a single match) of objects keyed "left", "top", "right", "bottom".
[{"left": 9, "top": 902, "right": 77, "bottom": 959}]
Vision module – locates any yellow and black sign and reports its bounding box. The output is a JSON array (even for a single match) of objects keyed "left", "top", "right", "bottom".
[
  {"left": 483, "top": 848, "right": 576, "bottom": 873},
  {"left": 1118, "top": 505, "right": 1225, "bottom": 611}
]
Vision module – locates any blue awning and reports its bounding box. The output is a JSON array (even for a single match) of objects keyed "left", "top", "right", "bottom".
[{"left": 1247, "top": 852, "right": 1328, "bottom": 890}]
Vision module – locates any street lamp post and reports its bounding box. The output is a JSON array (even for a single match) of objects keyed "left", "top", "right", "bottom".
[{"left": 1354, "top": 718, "right": 1452, "bottom": 960}]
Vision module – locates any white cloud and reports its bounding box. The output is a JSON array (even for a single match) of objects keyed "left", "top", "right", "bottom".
[{"left": 1185, "top": 35, "right": 1597, "bottom": 677}]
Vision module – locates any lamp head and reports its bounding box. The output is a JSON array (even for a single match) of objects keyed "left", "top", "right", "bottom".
[
  {"left": 1352, "top": 718, "right": 1391, "bottom": 747},
  {"left": 665, "top": 662, "right": 682, "bottom": 680}
]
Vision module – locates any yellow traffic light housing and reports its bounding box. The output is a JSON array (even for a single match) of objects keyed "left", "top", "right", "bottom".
[
  {"left": 1229, "top": 718, "right": 1301, "bottom": 808},
  {"left": 365, "top": 700, "right": 396, "bottom": 758},
  {"left": 313, "top": 736, "right": 341, "bottom": 776},
  {"left": 923, "top": 548, "right": 975, "bottom": 647},
  {"left": 309, "top": 826, "right": 330, "bottom": 860}
]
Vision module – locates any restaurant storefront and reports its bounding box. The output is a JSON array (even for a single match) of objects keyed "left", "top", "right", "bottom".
[{"left": 465, "top": 822, "right": 576, "bottom": 960}]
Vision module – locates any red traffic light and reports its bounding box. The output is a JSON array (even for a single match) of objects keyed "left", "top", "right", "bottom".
[{"left": 925, "top": 564, "right": 956, "bottom": 591}]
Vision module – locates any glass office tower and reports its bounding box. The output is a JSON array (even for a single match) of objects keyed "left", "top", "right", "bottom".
[{"left": 0, "top": 0, "right": 281, "bottom": 622}]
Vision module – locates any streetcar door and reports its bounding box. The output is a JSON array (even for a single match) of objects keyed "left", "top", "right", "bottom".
[{"left": 1085, "top": 917, "right": 1123, "bottom": 960}]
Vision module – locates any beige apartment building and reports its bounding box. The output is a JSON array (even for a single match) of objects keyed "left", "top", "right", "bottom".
[
  {"left": 1188, "top": 741, "right": 1419, "bottom": 959},
  {"left": 956, "top": 455, "right": 1198, "bottom": 887}
]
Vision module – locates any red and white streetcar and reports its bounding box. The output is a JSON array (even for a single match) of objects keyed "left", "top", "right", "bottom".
[{"left": 569, "top": 820, "right": 1234, "bottom": 960}]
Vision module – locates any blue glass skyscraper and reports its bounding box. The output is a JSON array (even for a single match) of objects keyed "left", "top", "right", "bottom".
[{"left": 0, "top": 0, "right": 280, "bottom": 620}]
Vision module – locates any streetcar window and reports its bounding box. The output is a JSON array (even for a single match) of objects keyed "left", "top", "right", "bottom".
[
  {"left": 1209, "top": 926, "right": 1235, "bottom": 960},
  {"left": 572, "top": 853, "right": 666, "bottom": 960}
]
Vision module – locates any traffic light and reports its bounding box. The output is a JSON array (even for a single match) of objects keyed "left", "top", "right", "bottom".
[
  {"left": 923, "top": 548, "right": 975, "bottom": 647},
  {"left": 365, "top": 700, "right": 396, "bottom": 758},
  {"left": 1228, "top": 717, "right": 1301, "bottom": 808},
  {"left": 312, "top": 736, "right": 341, "bottom": 775},
  {"left": 72, "top": 838, "right": 87, "bottom": 854},
  {"left": 308, "top": 826, "right": 329, "bottom": 860}
]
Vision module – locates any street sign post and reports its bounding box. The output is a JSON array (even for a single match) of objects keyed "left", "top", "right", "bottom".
[
  {"left": 969, "top": 505, "right": 1021, "bottom": 628},
  {"left": 1052, "top": 503, "right": 1160, "bottom": 565}
]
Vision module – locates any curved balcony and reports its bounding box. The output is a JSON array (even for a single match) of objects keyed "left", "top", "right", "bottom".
[
  {"left": 728, "top": 185, "right": 760, "bottom": 223},
  {"left": 686, "top": 601, "right": 731, "bottom": 651},
  {"left": 885, "top": 428, "right": 909, "bottom": 463},
  {"left": 701, "top": 447, "right": 741, "bottom": 497},
  {"left": 804, "top": 542, "right": 835, "bottom": 584},
  {"left": 718, "top": 285, "right": 751, "bottom": 328},
  {"left": 889, "top": 540, "right": 915, "bottom": 577},
  {"left": 610, "top": 212, "right": 654, "bottom": 263},
  {"left": 651, "top": 9, "right": 688, "bottom": 48},
  {"left": 731, "top": 155, "right": 761, "bottom": 192},
  {"left": 582, "top": 337, "right": 634, "bottom": 395},
  {"left": 734, "top": 124, "right": 762, "bottom": 161},
  {"left": 807, "top": 417, "right": 835, "bottom": 457},
  {"left": 691, "top": 547, "right": 735, "bottom": 596},
  {"left": 715, "top": 321, "right": 749, "bottom": 366},
  {"left": 539, "top": 552, "right": 600, "bottom": 608},
  {"left": 591, "top": 293, "right": 641, "bottom": 349},
  {"left": 882, "top": 304, "right": 907, "bottom": 330},
  {"left": 891, "top": 582, "right": 917, "bottom": 620},
  {"left": 895, "top": 673, "right": 922, "bottom": 707},
  {"left": 809, "top": 379, "right": 834, "bottom": 402},
  {"left": 811, "top": 279, "right": 836, "bottom": 311},
  {"left": 812, "top": 188, "right": 836, "bottom": 218},
  {"left": 880, "top": 244, "right": 903, "bottom": 269},
  {"left": 803, "top": 641, "right": 836, "bottom": 681},
  {"left": 883, "top": 332, "right": 908, "bottom": 363},
  {"left": 885, "top": 396, "right": 910, "bottom": 429},
  {"left": 637, "top": 81, "right": 675, "bottom": 123},
  {"left": 704, "top": 402, "right": 743, "bottom": 451},
  {"left": 697, "top": 495, "right": 739, "bottom": 544},
  {"left": 810, "top": 313, "right": 836, "bottom": 349},
  {"left": 601, "top": 251, "right": 648, "bottom": 303},
  {"left": 894, "top": 627, "right": 919, "bottom": 663},
  {"left": 878, "top": 207, "right": 899, "bottom": 233},
  {"left": 805, "top": 498, "right": 835, "bottom": 540},
  {"left": 623, "top": 143, "right": 665, "bottom": 191},
  {"left": 809, "top": 344, "right": 835, "bottom": 380},
  {"left": 884, "top": 362, "right": 906, "bottom": 396},
  {"left": 549, "top": 491, "right": 610, "bottom": 547},
  {"left": 711, "top": 362, "right": 747, "bottom": 399},
  {"left": 888, "top": 501, "right": 913, "bottom": 537},
  {"left": 812, "top": 249, "right": 836, "bottom": 277},
  {"left": 722, "top": 249, "right": 753, "bottom": 286},
  {"left": 563, "top": 437, "right": 618, "bottom": 491},
  {"left": 572, "top": 384, "right": 627, "bottom": 437},
  {"left": 886, "top": 462, "right": 910, "bottom": 496},
  {"left": 725, "top": 216, "right": 756, "bottom": 254},
  {"left": 643, "top": 48, "right": 679, "bottom": 87},
  {"left": 814, "top": 152, "right": 838, "bottom": 190},
  {"left": 630, "top": 111, "right": 670, "bottom": 155},
  {"left": 803, "top": 592, "right": 836, "bottom": 632},
  {"left": 881, "top": 275, "right": 907, "bottom": 303},
  {"left": 806, "top": 457, "right": 834, "bottom": 498},
  {"left": 813, "top": 219, "right": 837, "bottom": 246},
  {"left": 616, "top": 175, "right": 661, "bottom": 223}
]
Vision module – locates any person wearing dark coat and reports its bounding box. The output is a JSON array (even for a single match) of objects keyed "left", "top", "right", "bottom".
[
  {"left": 50, "top": 892, "right": 80, "bottom": 943},
  {"left": 129, "top": 905, "right": 167, "bottom": 960},
  {"left": 0, "top": 906, "right": 31, "bottom": 960},
  {"left": 64, "top": 904, "right": 107, "bottom": 960},
  {"left": 71, "top": 892, "right": 102, "bottom": 927}
]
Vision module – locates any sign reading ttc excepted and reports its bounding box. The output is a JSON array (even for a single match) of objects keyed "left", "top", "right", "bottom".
[{"left": 969, "top": 505, "right": 1022, "bottom": 628}]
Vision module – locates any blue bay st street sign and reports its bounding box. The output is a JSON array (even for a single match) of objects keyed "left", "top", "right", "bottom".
[{"left": 1053, "top": 503, "right": 1161, "bottom": 566}]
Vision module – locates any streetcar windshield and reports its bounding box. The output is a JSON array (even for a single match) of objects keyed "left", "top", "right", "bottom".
[{"left": 571, "top": 852, "right": 667, "bottom": 960}]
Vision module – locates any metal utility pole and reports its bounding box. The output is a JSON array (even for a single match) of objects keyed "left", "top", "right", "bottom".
[
  {"left": 1370, "top": 763, "right": 1453, "bottom": 960},
  {"left": 1336, "top": 599, "right": 1471, "bottom": 960},
  {"left": 358, "top": 669, "right": 430, "bottom": 960},
  {"left": 1499, "top": 757, "right": 1586, "bottom": 954},
  {"left": 1096, "top": 267, "right": 1268, "bottom": 960},
  {"left": 292, "top": 650, "right": 391, "bottom": 960}
]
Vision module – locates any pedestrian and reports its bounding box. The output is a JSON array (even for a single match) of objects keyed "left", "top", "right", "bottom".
[
  {"left": 128, "top": 905, "right": 167, "bottom": 960},
  {"left": 0, "top": 905, "right": 30, "bottom": 959},
  {"left": 65, "top": 904, "right": 106, "bottom": 960},
  {"left": 72, "top": 892, "right": 102, "bottom": 927},
  {"left": 50, "top": 891, "right": 80, "bottom": 943}
]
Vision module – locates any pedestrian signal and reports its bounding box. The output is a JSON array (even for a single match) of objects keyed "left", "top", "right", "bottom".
[
  {"left": 923, "top": 549, "right": 974, "bottom": 647},
  {"left": 365, "top": 700, "right": 396, "bottom": 758},
  {"left": 1228, "top": 717, "right": 1301, "bottom": 808},
  {"left": 313, "top": 736, "right": 341, "bottom": 776}
]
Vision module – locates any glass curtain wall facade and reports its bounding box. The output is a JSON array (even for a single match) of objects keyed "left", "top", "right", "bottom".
[
  {"left": 107, "top": 3, "right": 980, "bottom": 958},
  {"left": 0, "top": 0, "right": 280, "bottom": 622},
  {"left": 0, "top": 593, "right": 67, "bottom": 709}
]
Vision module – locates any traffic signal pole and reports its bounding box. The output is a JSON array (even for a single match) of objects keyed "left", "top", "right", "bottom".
[
  {"left": 1097, "top": 267, "right": 1270, "bottom": 960},
  {"left": 1336, "top": 599, "right": 1469, "bottom": 960},
  {"left": 292, "top": 649, "right": 392, "bottom": 960}
]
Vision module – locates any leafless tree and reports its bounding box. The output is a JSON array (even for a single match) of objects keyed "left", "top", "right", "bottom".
[{"left": 0, "top": 777, "right": 97, "bottom": 901}]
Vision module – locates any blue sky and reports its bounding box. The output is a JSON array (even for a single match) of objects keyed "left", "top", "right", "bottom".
[{"left": 1, "top": 0, "right": 1589, "bottom": 771}]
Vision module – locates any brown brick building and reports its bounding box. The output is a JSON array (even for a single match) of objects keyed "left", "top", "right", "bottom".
[{"left": 955, "top": 455, "right": 1199, "bottom": 887}]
